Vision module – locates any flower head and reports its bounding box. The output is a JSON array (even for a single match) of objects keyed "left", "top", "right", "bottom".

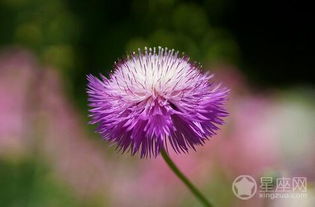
[{"left": 87, "top": 47, "right": 229, "bottom": 158}]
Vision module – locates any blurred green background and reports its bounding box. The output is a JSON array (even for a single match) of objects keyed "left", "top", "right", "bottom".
[{"left": 0, "top": 0, "right": 314, "bottom": 207}]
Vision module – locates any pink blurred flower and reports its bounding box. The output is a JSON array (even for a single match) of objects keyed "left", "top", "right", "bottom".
[{"left": 0, "top": 49, "right": 38, "bottom": 158}]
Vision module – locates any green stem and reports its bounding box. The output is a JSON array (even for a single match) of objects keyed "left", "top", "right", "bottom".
[{"left": 161, "top": 149, "right": 213, "bottom": 207}]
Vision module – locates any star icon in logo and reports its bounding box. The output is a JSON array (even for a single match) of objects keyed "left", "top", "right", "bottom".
[{"left": 232, "top": 175, "right": 257, "bottom": 200}]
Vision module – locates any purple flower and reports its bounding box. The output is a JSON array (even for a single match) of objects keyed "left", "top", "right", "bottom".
[{"left": 87, "top": 47, "right": 229, "bottom": 158}]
